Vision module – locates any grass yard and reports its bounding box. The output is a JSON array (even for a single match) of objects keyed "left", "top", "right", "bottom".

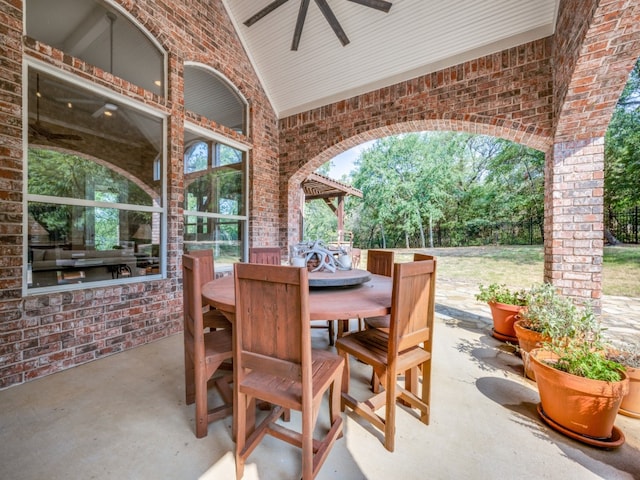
[{"left": 364, "top": 244, "right": 640, "bottom": 298}]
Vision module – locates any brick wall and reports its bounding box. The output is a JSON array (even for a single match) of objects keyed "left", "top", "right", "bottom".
[
  {"left": 546, "top": 0, "right": 640, "bottom": 305},
  {"left": 0, "top": 0, "right": 279, "bottom": 389},
  {"left": 2, "top": 0, "right": 639, "bottom": 389}
]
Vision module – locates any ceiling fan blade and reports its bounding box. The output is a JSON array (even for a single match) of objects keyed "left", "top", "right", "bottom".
[
  {"left": 244, "top": 0, "right": 290, "bottom": 27},
  {"left": 29, "top": 122, "right": 82, "bottom": 142},
  {"left": 347, "top": 0, "right": 392, "bottom": 13},
  {"left": 291, "top": 0, "right": 311, "bottom": 51},
  {"left": 314, "top": 0, "right": 349, "bottom": 46}
]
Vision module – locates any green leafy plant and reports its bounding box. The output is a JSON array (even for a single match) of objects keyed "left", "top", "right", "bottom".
[
  {"left": 475, "top": 283, "right": 527, "bottom": 306},
  {"left": 522, "top": 283, "right": 625, "bottom": 381},
  {"left": 550, "top": 341, "right": 625, "bottom": 382},
  {"left": 517, "top": 283, "right": 598, "bottom": 339}
]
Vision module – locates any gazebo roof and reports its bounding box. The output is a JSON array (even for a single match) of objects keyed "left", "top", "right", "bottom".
[{"left": 302, "top": 172, "right": 363, "bottom": 201}]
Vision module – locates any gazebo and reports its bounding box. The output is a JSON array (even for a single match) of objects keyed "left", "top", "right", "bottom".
[{"left": 302, "top": 172, "right": 363, "bottom": 237}]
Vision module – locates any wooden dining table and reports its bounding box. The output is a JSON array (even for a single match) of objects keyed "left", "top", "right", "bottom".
[{"left": 201, "top": 269, "right": 393, "bottom": 322}]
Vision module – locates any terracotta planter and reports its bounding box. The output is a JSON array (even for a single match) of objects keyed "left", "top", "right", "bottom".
[
  {"left": 488, "top": 302, "right": 522, "bottom": 342},
  {"left": 620, "top": 365, "right": 640, "bottom": 418},
  {"left": 513, "top": 320, "right": 550, "bottom": 380},
  {"left": 530, "top": 348, "right": 629, "bottom": 440}
]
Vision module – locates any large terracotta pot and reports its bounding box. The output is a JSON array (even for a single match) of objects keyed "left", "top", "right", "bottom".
[
  {"left": 513, "top": 320, "right": 549, "bottom": 380},
  {"left": 530, "top": 348, "right": 629, "bottom": 439},
  {"left": 620, "top": 365, "right": 640, "bottom": 418},
  {"left": 488, "top": 302, "right": 522, "bottom": 341}
]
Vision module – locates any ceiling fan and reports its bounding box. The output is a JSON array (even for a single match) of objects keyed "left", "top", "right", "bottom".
[
  {"left": 244, "top": 0, "right": 392, "bottom": 51},
  {"left": 29, "top": 74, "right": 83, "bottom": 143}
]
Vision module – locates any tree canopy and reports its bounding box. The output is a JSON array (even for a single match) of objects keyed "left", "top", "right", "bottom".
[{"left": 304, "top": 132, "right": 545, "bottom": 248}]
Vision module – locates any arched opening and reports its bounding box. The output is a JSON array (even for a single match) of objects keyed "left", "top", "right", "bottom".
[{"left": 304, "top": 131, "right": 544, "bottom": 251}]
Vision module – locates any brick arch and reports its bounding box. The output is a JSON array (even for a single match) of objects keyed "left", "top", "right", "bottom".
[
  {"left": 555, "top": 2, "right": 640, "bottom": 142},
  {"left": 285, "top": 117, "right": 551, "bottom": 247},
  {"left": 292, "top": 118, "right": 549, "bottom": 184},
  {"left": 545, "top": 0, "right": 640, "bottom": 305},
  {"left": 280, "top": 37, "right": 554, "bottom": 247}
]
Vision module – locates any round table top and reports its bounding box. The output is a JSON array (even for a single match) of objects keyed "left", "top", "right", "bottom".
[
  {"left": 202, "top": 272, "right": 392, "bottom": 321},
  {"left": 308, "top": 268, "right": 371, "bottom": 287}
]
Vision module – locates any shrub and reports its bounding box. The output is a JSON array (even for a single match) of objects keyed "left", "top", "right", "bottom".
[{"left": 475, "top": 283, "right": 527, "bottom": 306}]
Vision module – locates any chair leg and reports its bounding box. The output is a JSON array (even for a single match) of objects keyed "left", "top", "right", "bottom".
[
  {"left": 185, "top": 352, "right": 195, "bottom": 405},
  {"left": 383, "top": 375, "right": 397, "bottom": 452},
  {"left": 195, "top": 370, "right": 208, "bottom": 438},
  {"left": 339, "top": 352, "right": 350, "bottom": 411},
  {"left": 235, "top": 391, "right": 247, "bottom": 479},
  {"left": 328, "top": 320, "right": 335, "bottom": 346}
]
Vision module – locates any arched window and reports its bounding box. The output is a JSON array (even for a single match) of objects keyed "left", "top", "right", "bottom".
[
  {"left": 184, "top": 65, "right": 247, "bottom": 135},
  {"left": 26, "top": 0, "right": 165, "bottom": 96}
]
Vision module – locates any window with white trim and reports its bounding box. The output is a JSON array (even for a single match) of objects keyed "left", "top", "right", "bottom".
[{"left": 26, "top": 67, "right": 165, "bottom": 290}]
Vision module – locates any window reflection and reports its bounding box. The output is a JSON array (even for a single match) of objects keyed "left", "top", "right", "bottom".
[{"left": 26, "top": 68, "right": 164, "bottom": 289}]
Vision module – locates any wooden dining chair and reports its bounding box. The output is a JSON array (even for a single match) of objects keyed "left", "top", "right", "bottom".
[
  {"left": 248, "top": 246, "right": 282, "bottom": 265},
  {"left": 187, "top": 249, "right": 231, "bottom": 331},
  {"left": 233, "top": 263, "right": 344, "bottom": 480},
  {"left": 366, "top": 249, "right": 395, "bottom": 278},
  {"left": 364, "top": 253, "right": 434, "bottom": 393},
  {"left": 335, "top": 258, "right": 436, "bottom": 452},
  {"left": 364, "top": 252, "right": 432, "bottom": 331},
  {"left": 339, "top": 249, "right": 396, "bottom": 337},
  {"left": 182, "top": 254, "right": 233, "bottom": 438}
]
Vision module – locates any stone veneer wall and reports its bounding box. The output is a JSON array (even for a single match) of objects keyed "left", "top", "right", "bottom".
[{"left": 0, "top": 0, "right": 279, "bottom": 388}]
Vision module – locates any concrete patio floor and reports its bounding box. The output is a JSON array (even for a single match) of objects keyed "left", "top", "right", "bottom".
[{"left": 1, "top": 278, "right": 639, "bottom": 480}]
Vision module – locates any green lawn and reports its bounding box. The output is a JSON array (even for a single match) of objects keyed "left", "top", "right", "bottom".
[{"left": 363, "top": 245, "right": 640, "bottom": 298}]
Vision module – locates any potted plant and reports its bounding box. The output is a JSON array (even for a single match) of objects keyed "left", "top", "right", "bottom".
[
  {"left": 513, "top": 283, "right": 577, "bottom": 380},
  {"left": 529, "top": 299, "right": 629, "bottom": 447},
  {"left": 476, "top": 283, "right": 527, "bottom": 342},
  {"left": 606, "top": 340, "right": 640, "bottom": 418}
]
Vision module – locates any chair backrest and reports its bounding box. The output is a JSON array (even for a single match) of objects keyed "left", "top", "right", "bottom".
[
  {"left": 388, "top": 258, "right": 437, "bottom": 360},
  {"left": 248, "top": 247, "right": 282, "bottom": 265},
  {"left": 182, "top": 254, "right": 206, "bottom": 355},
  {"left": 366, "top": 249, "right": 395, "bottom": 277},
  {"left": 187, "top": 249, "right": 215, "bottom": 285},
  {"left": 233, "top": 263, "right": 311, "bottom": 392},
  {"left": 413, "top": 253, "right": 435, "bottom": 262}
]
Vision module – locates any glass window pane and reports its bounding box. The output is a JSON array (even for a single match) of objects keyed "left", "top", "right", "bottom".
[
  {"left": 28, "top": 203, "right": 161, "bottom": 288},
  {"left": 26, "top": 67, "right": 165, "bottom": 290},
  {"left": 184, "top": 141, "right": 209, "bottom": 173},
  {"left": 184, "top": 218, "right": 243, "bottom": 270},
  {"left": 26, "top": 0, "right": 164, "bottom": 96},
  {"left": 28, "top": 149, "right": 156, "bottom": 207},
  {"left": 185, "top": 167, "right": 244, "bottom": 215},
  {"left": 183, "top": 66, "right": 246, "bottom": 134},
  {"left": 217, "top": 144, "right": 242, "bottom": 166}
]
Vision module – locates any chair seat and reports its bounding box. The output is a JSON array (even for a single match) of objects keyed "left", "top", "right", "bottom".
[
  {"left": 203, "top": 329, "right": 233, "bottom": 364},
  {"left": 203, "top": 308, "right": 232, "bottom": 330},
  {"left": 335, "top": 329, "right": 431, "bottom": 373},
  {"left": 239, "top": 350, "right": 343, "bottom": 410},
  {"left": 363, "top": 314, "right": 390, "bottom": 331}
]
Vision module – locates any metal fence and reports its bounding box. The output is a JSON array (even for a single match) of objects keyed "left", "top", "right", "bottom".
[
  {"left": 433, "top": 217, "right": 544, "bottom": 247},
  {"left": 606, "top": 207, "right": 640, "bottom": 244}
]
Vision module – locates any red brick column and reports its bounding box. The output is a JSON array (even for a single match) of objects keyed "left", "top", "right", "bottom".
[{"left": 544, "top": 139, "right": 604, "bottom": 307}]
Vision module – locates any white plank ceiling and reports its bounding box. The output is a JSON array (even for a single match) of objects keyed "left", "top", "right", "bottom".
[{"left": 222, "top": 0, "right": 559, "bottom": 118}]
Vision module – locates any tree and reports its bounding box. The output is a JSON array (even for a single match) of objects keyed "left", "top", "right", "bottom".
[{"left": 605, "top": 60, "right": 640, "bottom": 211}]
